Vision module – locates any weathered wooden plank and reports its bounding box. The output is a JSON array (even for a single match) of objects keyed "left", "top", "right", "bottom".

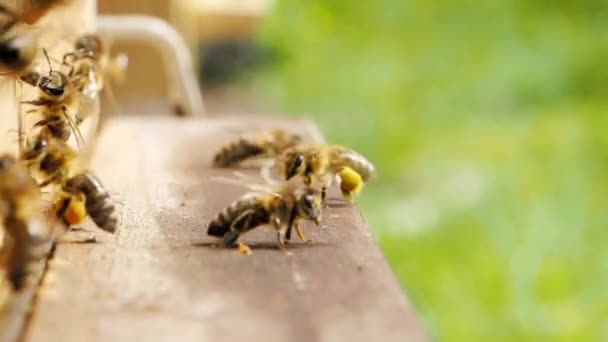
[
  {"left": 0, "top": 1, "right": 95, "bottom": 340},
  {"left": 25, "top": 115, "right": 427, "bottom": 342}
]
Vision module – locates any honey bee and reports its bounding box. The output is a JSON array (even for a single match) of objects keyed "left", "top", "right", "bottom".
[
  {"left": 62, "top": 34, "right": 128, "bottom": 124},
  {"left": 58, "top": 173, "right": 117, "bottom": 233},
  {"left": 64, "top": 34, "right": 125, "bottom": 85},
  {"left": 0, "top": 154, "right": 54, "bottom": 290},
  {"left": 62, "top": 35, "right": 102, "bottom": 125},
  {"left": 22, "top": 60, "right": 85, "bottom": 147},
  {"left": 21, "top": 134, "right": 118, "bottom": 233},
  {"left": 207, "top": 180, "right": 322, "bottom": 251},
  {"left": 213, "top": 129, "right": 302, "bottom": 167},
  {"left": 0, "top": 2, "right": 79, "bottom": 155},
  {"left": 280, "top": 144, "right": 375, "bottom": 202}
]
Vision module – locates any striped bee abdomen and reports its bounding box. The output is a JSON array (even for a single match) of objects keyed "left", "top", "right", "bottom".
[
  {"left": 213, "top": 138, "right": 265, "bottom": 167},
  {"left": 64, "top": 173, "right": 117, "bottom": 233},
  {"left": 207, "top": 196, "right": 271, "bottom": 238},
  {"left": 338, "top": 150, "right": 375, "bottom": 181}
]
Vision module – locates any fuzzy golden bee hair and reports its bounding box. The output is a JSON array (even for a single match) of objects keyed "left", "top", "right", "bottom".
[
  {"left": 280, "top": 144, "right": 375, "bottom": 202},
  {"left": 207, "top": 179, "right": 322, "bottom": 251},
  {"left": 22, "top": 65, "right": 86, "bottom": 147},
  {"left": 21, "top": 134, "right": 118, "bottom": 234},
  {"left": 60, "top": 173, "right": 118, "bottom": 233},
  {"left": 0, "top": 154, "right": 54, "bottom": 290}
]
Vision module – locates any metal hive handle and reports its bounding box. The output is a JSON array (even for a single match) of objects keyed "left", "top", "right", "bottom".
[{"left": 97, "top": 14, "right": 205, "bottom": 116}]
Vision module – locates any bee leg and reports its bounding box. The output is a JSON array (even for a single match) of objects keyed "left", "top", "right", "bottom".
[
  {"left": 62, "top": 107, "right": 85, "bottom": 149},
  {"left": 321, "top": 186, "right": 327, "bottom": 206},
  {"left": 285, "top": 210, "right": 298, "bottom": 243},
  {"left": 21, "top": 99, "right": 51, "bottom": 106},
  {"left": 276, "top": 231, "right": 288, "bottom": 252},
  {"left": 62, "top": 52, "right": 76, "bottom": 66},
  {"left": 295, "top": 223, "right": 311, "bottom": 244},
  {"left": 38, "top": 172, "right": 64, "bottom": 188},
  {"left": 33, "top": 116, "right": 60, "bottom": 128},
  {"left": 285, "top": 226, "right": 292, "bottom": 242},
  {"left": 272, "top": 217, "right": 288, "bottom": 252},
  {"left": 222, "top": 230, "right": 240, "bottom": 247}
]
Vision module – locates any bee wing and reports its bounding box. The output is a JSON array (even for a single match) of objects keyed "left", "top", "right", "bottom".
[
  {"left": 76, "top": 79, "right": 100, "bottom": 123},
  {"left": 259, "top": 159, "right": 282, "bottom": 185},
  {"left": 209, "top": 173, "right": 274, "bottom": 193},
  {"left": 219, "top": 125, "right": 281, "bottom": 137},
  {"left": 73, "top": 93, "right": 99, "bottom": 166}
]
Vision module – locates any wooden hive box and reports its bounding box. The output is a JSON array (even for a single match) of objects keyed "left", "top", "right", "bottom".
[{"left": 0, "top": 2, "right": 427, "bottom": 341}]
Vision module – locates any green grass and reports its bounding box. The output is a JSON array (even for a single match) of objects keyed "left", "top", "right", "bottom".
[{"left": 246, "top": 1, "right": 608, "bottom": 340}]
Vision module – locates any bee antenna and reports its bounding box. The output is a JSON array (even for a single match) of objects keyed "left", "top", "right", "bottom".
[{"left": 42, "top": 48, "right": 53, "bottom": 73}]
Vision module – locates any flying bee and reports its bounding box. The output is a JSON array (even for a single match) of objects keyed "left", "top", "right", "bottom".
[
  {"left": 213, "top": 129, "right": 302, "bottom": 167},
  {"left": 20, "top": 134, "right": 118, "bottom": 233},
  {"left": 71, "top": 34, "right": 128, "bottom": 86},
  {"left": 62, "top": 34, "right": 128, "bottom": 124},
  {"left": 280, "top": 144, "right": 376, "bottom": 202},
  {"left": 0, "top": 154, "right": 55, "bottom": 291},
  {"left": 207, "top": 179, "right": 322, "bottom": 252},
  {"left": 62, "top": 34, "right": 103, "bottom": 125}
]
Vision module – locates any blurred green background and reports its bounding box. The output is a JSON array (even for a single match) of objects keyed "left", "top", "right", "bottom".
[{"left": 234, "top": 0, "right": 608, "bottom": 340}]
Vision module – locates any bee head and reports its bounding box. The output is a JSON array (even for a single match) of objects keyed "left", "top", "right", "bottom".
[
  {"left": 297, "top": 189, "right": 321, "bottom": 225},
  {"left": 285, "top": 153, "right": 306, "bottom": 180},
  {"left": 39, "top": 70, "right": 66, "bottom": 98},
  {"left": 0, "top": 30, "right": 37, "bottom": 71}
]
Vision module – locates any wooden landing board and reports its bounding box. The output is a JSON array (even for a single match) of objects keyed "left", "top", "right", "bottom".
[{"left": 24, "top": 116, "right": 427, "bottom": 342}]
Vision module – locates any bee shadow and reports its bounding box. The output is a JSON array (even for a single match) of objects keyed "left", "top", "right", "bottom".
[
  {"left": 325, "top": 199, "right": 352, "bottom": 209},
  {"left": 191, "top": 240, "right": 326, "bottom": 251},
  {"left": 56, "top": 237, "right": 99, "bottom": 244}
]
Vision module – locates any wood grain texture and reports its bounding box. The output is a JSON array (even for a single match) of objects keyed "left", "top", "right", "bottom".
[
  {"left": 25, "top": 115, "right": 427, "bottom": 342},
  {"left": 0, "top": 1, "right": 95, "bottom": 340}
]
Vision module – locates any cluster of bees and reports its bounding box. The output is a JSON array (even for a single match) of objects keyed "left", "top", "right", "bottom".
[
  {"left": 0, "top": 2, "right": 124, "bottom": 308},
  {"left": 208, "top": 129, "right": 375, "bottom": 254}
]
